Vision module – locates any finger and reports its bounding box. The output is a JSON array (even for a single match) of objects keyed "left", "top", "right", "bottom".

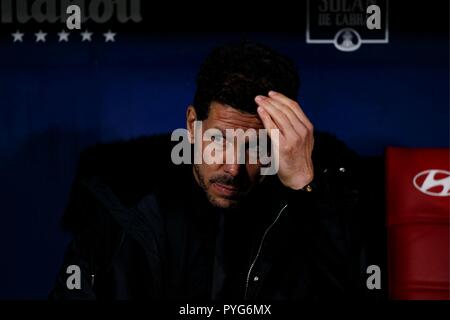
[
  {"left": 268, "top": 91, "right": 313, "bottom": 130},
  {"left": 257, "top": 107, "right": 283, "bottom": 165},
  {"left": 257, "top": 106, "right": 282, "bottom": 141},
  {"left": 255, "top": 95, "right": 295, "bottom": 136},
  {"left": 264, "top": 96, "right": 309, "bottom": 137}
]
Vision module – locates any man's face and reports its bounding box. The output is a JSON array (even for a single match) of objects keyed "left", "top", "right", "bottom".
[{"left": 187, "top": 102, "right": 266, "bottom": 209}]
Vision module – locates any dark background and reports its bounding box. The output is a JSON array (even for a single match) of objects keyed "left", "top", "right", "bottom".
[{"left": 0, "top": 1, "right": 448, "bottom": 298}]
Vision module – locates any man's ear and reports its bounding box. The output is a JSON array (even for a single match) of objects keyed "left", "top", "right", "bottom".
[{"left": 186, "top": 106, "right": 197, "bottom": 144}]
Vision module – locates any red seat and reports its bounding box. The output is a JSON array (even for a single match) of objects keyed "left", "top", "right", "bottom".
[{"left": 386, "top": 147, "right": 449, "bottom": 299}]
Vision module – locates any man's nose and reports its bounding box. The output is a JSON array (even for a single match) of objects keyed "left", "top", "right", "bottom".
[
  {"left": 223, "top": 144, "right": 245, "bottom": 177},
  {"left": 223, "top": 162, "right": 241, "bottom": 177}
]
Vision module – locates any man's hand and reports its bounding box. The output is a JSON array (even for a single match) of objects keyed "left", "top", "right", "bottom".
[{"left": 255, "top": 91, "right": 314, "bottom": 190}]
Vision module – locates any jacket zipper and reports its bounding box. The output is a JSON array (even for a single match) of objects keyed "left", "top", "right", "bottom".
[{"left": 244, "top": 203, "right": 288, "bottom": 299}]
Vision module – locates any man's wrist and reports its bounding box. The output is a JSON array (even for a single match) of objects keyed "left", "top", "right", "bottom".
[
  {"left": 286, "top": 175, "right": 314, "bottom": 191},
  {"left": 301, "top": 184, "right": 314, "bottom": 192}
]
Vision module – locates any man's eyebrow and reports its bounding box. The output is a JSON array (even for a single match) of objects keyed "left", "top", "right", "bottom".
[
  {"left": 215, "top": 128, "right": 227, "bottom": 136},
  {"left": 219, "top": 128, "right": 259, "bottom": 143}
]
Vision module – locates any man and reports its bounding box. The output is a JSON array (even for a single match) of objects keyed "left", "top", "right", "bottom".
[{"left": 51, "top": 42, "right": 373, "bottom": 300}]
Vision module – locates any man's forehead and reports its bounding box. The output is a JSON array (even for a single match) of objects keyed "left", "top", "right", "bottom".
[{"left": 205, "top": 102, "right": 264, "bottom": 131}]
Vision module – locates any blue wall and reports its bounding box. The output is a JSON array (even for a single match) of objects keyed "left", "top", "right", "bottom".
[{"left": 0, "top": 32, "right": 448, "bottom": 298}]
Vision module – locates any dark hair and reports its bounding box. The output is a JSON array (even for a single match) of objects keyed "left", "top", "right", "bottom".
[{"left": 193, "top": 41, "right": 300, "bottom": 120}]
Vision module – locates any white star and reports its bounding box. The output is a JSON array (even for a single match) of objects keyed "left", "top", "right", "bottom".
[
  {"left": 81, "top": 29, "right": 93, "bottom": 42},
  {"left": 11, "top": 30, "right": 24, "bottom": 42},
  {"left": 57, "top": 30, "right": 70, "bottom": 42},
  {"left": 103, "top": 30, "right": 116, "bottom": 42},
  {"left": 35, "top": 30, "right": 47, "bottom": 42}
]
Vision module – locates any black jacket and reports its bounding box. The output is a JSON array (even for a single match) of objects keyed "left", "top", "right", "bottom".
[{"left": 50, "top": 131, "right": 385, "bottom": 300}]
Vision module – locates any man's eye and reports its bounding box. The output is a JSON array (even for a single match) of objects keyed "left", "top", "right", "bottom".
[
  {"left": 245, "top": 140, "right": 258, "bottom": 150},
  {"left": 248, "top": 144, "right": 259, "bottom": 155},
  {"left": 212, "top": 135, "right": 224, "bottom": 143}
]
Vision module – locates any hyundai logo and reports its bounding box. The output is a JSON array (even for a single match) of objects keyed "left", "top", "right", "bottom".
[{"left": 413, "top": 169, "right": 450, "bottom": 197}]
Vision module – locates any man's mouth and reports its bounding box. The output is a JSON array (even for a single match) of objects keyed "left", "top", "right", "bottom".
[{"left": 211, "top": 182, "right": 240, "bottom": 197}]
